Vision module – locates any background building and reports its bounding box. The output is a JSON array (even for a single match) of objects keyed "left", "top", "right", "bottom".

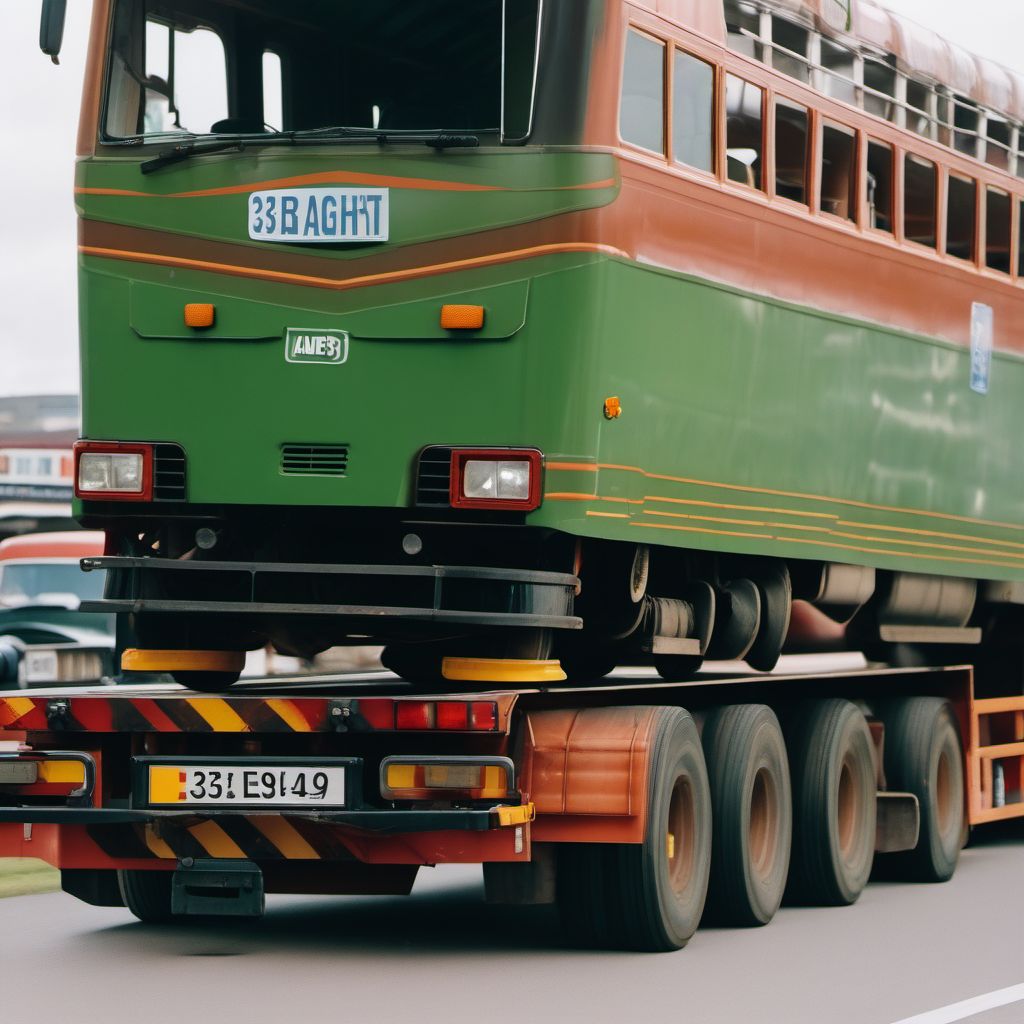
[{"left": 0, "top": 395, "right": 79, "bottom": 539}]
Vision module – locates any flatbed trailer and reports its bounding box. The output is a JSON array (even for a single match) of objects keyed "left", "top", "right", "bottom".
[{"left": 1, "top": 658, "right": 1020, "bottom": 950}]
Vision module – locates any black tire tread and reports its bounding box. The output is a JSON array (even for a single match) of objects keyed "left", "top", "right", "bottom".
[
  {"left": 878, "top": 697, "right": 964, "bottom": 883},
  {"left": 704, "top": 704, "right": 792, "bottom": 926},
  {"left": 118, "top": 869, "right": 175, "bottom": 924},
  {"left": 558, "top": 706, "right": 711, "bottom": 951},
  {"left": 785, "top": 698, "right": 876, "bottom": 907}
]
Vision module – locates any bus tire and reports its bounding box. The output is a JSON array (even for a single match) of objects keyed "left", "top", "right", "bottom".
[
  {"left": 118, "top": 869, "right": 175, "bottom": 924},
  {"left": 171, "top": 671, "right": 242, "bottom": 692},
  {"left": 558, "top": 706, "right": 711, "bottom": 951},
  {"left": 784, "top": 698, "right": 876, "bottom": 907},
  {"left": 703, "top": 704, "right": 792, "bottom": 926},
  {"left": 878, "top": 697, "right": 964, "bottom": 883}
]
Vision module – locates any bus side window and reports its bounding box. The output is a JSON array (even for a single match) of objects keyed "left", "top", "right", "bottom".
[
  {"left": 946, "top": 174, "right": 977, "bottom": 263},
  {"left": 866, "top": 140, "right": 893, "bottom": 233},
  {"left": 774, "top": 98, "right": 809, "bottom": 205},
  {"left": 985, "top": 189, "right": 1011, "bottom": 274},
  {"left": 904, "top": 154, "right": 937, "bottom": 249},
  {"left": 1019, "top": 199, "right": 1024, "bottom": 278},
  {"left": 820, "top": 122, "right": 857, "bottom": 222},
  {"left": 673, "top": 50, "right": 715, "bottom": 173},
  {"left": 621, "top": 30, "right": 666, "bottom": 155},
  {"left": 726, "top": 75, "right": 764, "bottom": 190}
]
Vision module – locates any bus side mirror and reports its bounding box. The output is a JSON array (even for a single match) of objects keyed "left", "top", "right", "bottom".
[{"left": 40, "top": 0, "right": 68, "bottom": 65}]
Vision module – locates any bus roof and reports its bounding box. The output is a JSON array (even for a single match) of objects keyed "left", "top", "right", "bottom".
[{"left": 645, "top": 0, "right": 1024, "bottom": 124}]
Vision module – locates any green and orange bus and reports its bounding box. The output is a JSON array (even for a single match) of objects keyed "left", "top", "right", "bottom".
[{"left": 2, "top": 0, "right": 1024, "bottom": 950}]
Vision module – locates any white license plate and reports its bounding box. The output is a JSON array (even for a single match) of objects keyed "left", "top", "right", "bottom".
[
  {"left": 248, "top": 187, "right": 389, "bottom": 243},
  {"left": 148, "top": 764, "right": 346, "bottom": 808}
]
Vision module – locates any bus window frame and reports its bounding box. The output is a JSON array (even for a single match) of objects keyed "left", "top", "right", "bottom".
[
  {"left": 818, "top": 118, "right": 860, "bottom": 228},
  {"left": 770, "top": 93, "right": 812, "bottom": 210},
  {"left": 902, "top": 151, "right": 939, "bottom": 252},
  {"left": 671, "top": 45, "right": 718, "bottom": 179},
  {"left": 724, "top": 72, "right": 767, "bottom": 194},
  {"left": 983, "top": 186, "right": 1012, "bottom": 277},
  {"left": 944, "top": 170, "right": 979, "bottom": 267},
  {"left": 618, "top": 24, "right": 669, "bottom": 160}
]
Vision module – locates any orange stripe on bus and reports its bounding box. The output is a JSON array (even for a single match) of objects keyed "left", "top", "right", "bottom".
[
  {"left": 546, "top": 461, "right": 1024, "bottom": 535},
  {"left": 79, "top": 242, "right": 625, "bottom": 294},
  {"left": 629, "top": 520, "right": 1024, "bottom": 571},
  {"left": 74, "top": 175, "right": 617, "bottom": 200}
]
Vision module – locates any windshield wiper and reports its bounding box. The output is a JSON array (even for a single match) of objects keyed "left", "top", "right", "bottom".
[
  {"left": 289, "top": 126, "right": 481, "bottom": 148},
  {"left": 141, "top": 138, "right": 249, "bottom": 174},
  {"left": 140, "top": 128, "right": 482, "bottom": 174}
]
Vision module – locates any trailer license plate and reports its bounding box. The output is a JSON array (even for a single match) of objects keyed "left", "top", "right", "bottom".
[{"left": 148, "top": 765, "right": 346, "bottom": 808}]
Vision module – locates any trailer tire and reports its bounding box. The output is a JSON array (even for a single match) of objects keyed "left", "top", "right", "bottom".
[
  {"left": 118, "top": 869, "right": 175, "bottom": 924},
  {"left": 784, "top": 699, "right": 876, "bottom": 906},
  {"left": 878, "top": 697, "right": 964, "bottom": 883},
  {"left": 558, "top": 706, "right": 711, "bottom": 951},
  {"left": 703, "top": 704, "right": 792, "bottom": 926}
]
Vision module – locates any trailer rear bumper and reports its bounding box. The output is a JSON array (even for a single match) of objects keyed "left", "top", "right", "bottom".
[
  {"left": 0, "top": 804, "right": 534, "bottom": 871},
  {"left": 0, "top": 805, "right": 533, "bottom": 833}
]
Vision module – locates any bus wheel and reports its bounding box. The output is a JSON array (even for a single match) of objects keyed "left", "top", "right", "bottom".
[
  {"left": 118, "top": 870, "right": 175, "bottom": 924},
  {"left": 558, "top": 706, "right": 711, "bottom": 951},
  {"left": 703, "top": 705, "right": 792, "bottom": 926},
  {"left": 785, "top": 699, "right": 876, "bottom": 906},
  {"left": 878, "top": 697, "right": 964, "bottom": 883},
  {"left": 171, "top": 671, "right": 242, "bottom": 692}
]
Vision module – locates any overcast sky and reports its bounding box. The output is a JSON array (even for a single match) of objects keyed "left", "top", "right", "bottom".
[{"left": 1, "top": 1, "right": 1022, "bottom": 399}]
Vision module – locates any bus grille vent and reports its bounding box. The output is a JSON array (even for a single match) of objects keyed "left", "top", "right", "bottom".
[
  {"left": 281, "top": 444, "right": 350, "bottom": 477},
  {"left": 153, "top": 443, "right": 187, "bottom": 502},
  {"left": 415, "top": 446, "right": 453, "bottom": 508}
]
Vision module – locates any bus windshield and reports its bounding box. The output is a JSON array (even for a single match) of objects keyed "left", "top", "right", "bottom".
[{"left": 104, "top": 0, "right": 542, "bottom": 144}]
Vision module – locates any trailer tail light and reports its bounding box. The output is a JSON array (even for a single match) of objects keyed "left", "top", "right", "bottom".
[
  {"left": 393, "top": 700, "right": 499, "bottom": 732},
  {"left": 0, "top": 752, "right": 96, "bottom": 804},
  {"left": 449, "top": 448, "right": 542, "bottom": 512},
  {"left": 74, "top": 441, "right": 154, "bottom": 501},
  {"left": 381, "top": 757, "right": 515, "bottom": 801}
]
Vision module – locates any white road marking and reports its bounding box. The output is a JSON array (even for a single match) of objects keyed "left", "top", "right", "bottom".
[{"left": 891, "top": 984, "right": 1024, "bottom": 1024}]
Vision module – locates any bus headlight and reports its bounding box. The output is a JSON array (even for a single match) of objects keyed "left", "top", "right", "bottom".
[
  {"left": 449, "top": 448, "right": 542, "bottom": 511},
  {"left": 74, "top": 442, "right": 153, "bottom": 501}
]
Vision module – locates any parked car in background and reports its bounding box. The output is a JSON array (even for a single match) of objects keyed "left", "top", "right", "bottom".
[{"left": 0, "top": 532, "right": 115, "bottom": 688}]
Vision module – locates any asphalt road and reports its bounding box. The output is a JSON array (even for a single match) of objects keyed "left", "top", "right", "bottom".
[{"left": 1, "top": 824, "right": 1022, "bottom": 1024}]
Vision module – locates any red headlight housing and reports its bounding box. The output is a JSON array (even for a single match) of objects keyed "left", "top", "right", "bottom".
[
  {"left": 74, "top": 441, "right": 154, "bottom": 502},
  {"left": 449, "top": 448, "right": 543, "bottom": 512}
]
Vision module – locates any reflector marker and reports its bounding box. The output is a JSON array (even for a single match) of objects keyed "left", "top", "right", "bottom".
[
  {"left": 188, "top": 820, "right": 248, "bottom": 860},
  {"left": 249, "top": 816, "right": 321, "bottom": 860},
  {"left": 186, "top": 698, "right": 250, "bottom": 734},
  {"left": 143, "top": 827, "right": 178, "bottom": 861},
  {"left": 0, "top": 697, "right": 37, "bottom": 728},
  {"left": 265, "top": 699, "right": 313, "bottom": 733}
]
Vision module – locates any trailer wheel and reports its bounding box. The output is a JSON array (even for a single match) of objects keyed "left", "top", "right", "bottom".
[
  {"left": 703, "top": 704, "right": 792, "bottom": 926},
  {"left": 784, "top": 699, "right": 876, "bottom": 906},
  {"left": 558, "top": 706, "right": 711, "bottom": 951},
  {"left": 118, "top": 869, "right": 175, "bottom": 924},
  {"left": 878, "top": 697, "right": 964, "bottom": 882}
]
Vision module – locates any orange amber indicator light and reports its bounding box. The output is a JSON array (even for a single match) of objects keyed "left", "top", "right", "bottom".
[
  {"left": 441, "top": 304, "right": 485, "bottom": 330},
  {"left": 184, "top": 303, "right": 216, "bottom": 329}
]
